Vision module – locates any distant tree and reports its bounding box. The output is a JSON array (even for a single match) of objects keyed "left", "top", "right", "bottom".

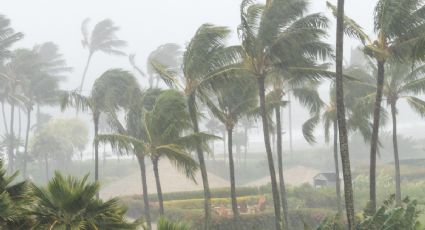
[
  {"left": 146, "top": 43, "right": 182, "bottom": 88},
  {"left": 79, "top": 18, "right": 127, "bottom": 92},
  {"left": 204, "top": 76, "right": 257, "bottom": 228},
  {"left": 61, "top": 69, "right": 138, "bottom": 186}
]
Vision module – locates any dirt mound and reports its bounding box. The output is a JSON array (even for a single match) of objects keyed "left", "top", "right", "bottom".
[{"left": 100, "top": 159, "right": 229, "bottom": 199}]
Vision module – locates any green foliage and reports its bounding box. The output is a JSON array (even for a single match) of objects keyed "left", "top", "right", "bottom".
[
  {"left": 156, "top": 217, "right": 191, "bottom": 230},
  {"left": 357, "top": 196, "right": 422, "bottom": 230},
  {"left": 29, "top": 172, "right": 140, "bottom": 229}
]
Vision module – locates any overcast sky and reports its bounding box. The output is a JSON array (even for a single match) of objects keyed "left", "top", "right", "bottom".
[{"left": 3, "top": 0, "right": 425, "bottom": 149}]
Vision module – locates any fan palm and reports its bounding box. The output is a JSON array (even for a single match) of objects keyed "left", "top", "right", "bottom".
[
  {"left": 150, "top": 24, "right": 242, "bottom": 229},
  {"left": 0, "top": 159, "right": 30, "bottom": 229},
  {"left": 61, "top": 69, "right": 138, "bottom": 185},
  {"left": 155, "top": 217, "right": 190, "bottom": 230},
  {"left": 30, "top": 172, "right": 140, "bottom": 230},
  {"left": 79, "top": 18, "right": 127, "bottom": 92},
  {"left": 204, "top": 76, "right": 257, "bottom": 228},
  {"left": 238, "top": 0, "right": 332, "bottom": 227},
  {"left": 328, "top": 0, "right": 425, "bottom": 213}
]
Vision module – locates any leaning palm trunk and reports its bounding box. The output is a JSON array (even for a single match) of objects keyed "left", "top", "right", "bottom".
[
  {"left": 79, "top": 53, "right": 93, "bottom": 92},
  {"left": 227, "top": 127, "right": 240, "bottom": 229},
  {"left": 153, "top": 158, "right": 165, "bottom": 215},
  {"left": 23, "top": 108, "right": 31, "bottom": 178},
  {"left": 94, "top": 114, "right": 100, "bottom": 185},
  {"left": 333, "top": 120, "right": 342, "bottom": 213},
  {"left": 7, "top": 99, "right": 15, "bottom": 172},
  {"left": 288, "top": 93, "right": 293, "bottom": 155},
  {"left": 257, "top": 77, "right": 281, "bottom": 230},
  {"left": 369, "top": 60, "right": 385, "bottom": 213},
  {"left": 390, "top": 102, "right": 401, "bottom": 206},
  {"left": 335, "top": 0, "right": 355, "bottom": 228},
  {"left": 188, "top": 95, "right": 211, "bottom": 229},
  {"left": 137, "top": 155, "right": 152, "bottom": 230},
  {"left": 275, "top": 106, "right": 289, "bottom": 228},
  {"left": 1, "top": 101, "right": 8, "bottom": 134}
]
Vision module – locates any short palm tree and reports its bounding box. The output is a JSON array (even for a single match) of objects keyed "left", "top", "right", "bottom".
[
  {"left": 204, "top": 76, "right": 257, "bottom": 228},
  {"left": 238, "top": 0, "right": 332, "bottom": 227},
  {"left": 30, "top": 172, "right": 140, "bottom": 230},
  {"left": 61, "top": 69, "right": 139, "bottom": 184},
  {"left": 0, "top": 159, "right": 30, "bottom": 229},
  {"left": 155, "top": 217, "right": 190, "bottom": 230},
  {"left": 328, "top": 0, "right": 425, "bottom": 213},
  {"left": 150, "top": 24, "right": 241, "bottom": 229},
  {"left": 79, "top": 18, "right": 127, "bottom": 92}
]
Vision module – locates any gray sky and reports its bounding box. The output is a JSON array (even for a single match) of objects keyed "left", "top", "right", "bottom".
[{"left": 4, "top": 0, "right": 425, "bottom": 150}]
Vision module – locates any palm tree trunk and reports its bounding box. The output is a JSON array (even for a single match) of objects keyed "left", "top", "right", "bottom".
[
  {"left": 188, "top": 94, "right": 212, "bottom": 230},
  {"left": 288, "top": 93, "right": 293, "bottom": 156},
  {"left": 333, "top": 120, "right": 342, "bottom": 213},
  {"left": 227, "top": 127, "right": 240, "bottom": 229},
  {"left": 8, "top": 98, "right": 15, "bottom": 172},
  {"left": 257, "top": 76, "right": 281, "bottom": 230},
  {"left": 369, "top": 60, "right": 385, "bottom": 214},
  {"left": 153, "top": 158, "right": 164, "bottom": 215},
  {"left": 336, "top": 0, "right": 355, "bottom": 228},
  {"left": 23, "top": 108, "right": 31, "bottom": 178},
  {"left": 223, "top": 131, "right": 227, "bottom": 164},
  {"left": 244, "top": 125, "right": 248, "bottom": 164},
  {"left": 276, "top": 106, "right": 289, "bottom": 228},
  {"left": 45, "top": 152, "right": 49, "bottom": 181},
  {"left": 66, "top": 224, "right": 71, "bottom": 230},
  {"left": 390, "top": 102, "right": 401, "bottom": 206},
  {"left": 137, "top": 155, "right": 152, "bottom": 230},
  {"left": 18, "top": 107, "right": 21, "bottom": 141},
  {"left": 94, "top": 114, "right": 100, "bottom": 198},
  {"left": 36, "top": 104, "right": 41, "bottom": 131},
  {"left": 1, "top": 101, "right": 8, "bottom": 134},
  {"left": 79, "top": 53, "right": 93, "bottom": 92}
]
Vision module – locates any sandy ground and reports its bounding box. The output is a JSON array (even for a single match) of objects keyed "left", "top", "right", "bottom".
[
  {"left": 100, "top": 160, "right": 320, "bottom": 199},
  {"left": 242, "top": 166, "right": 320, "bottom": 187},
  {"left": 100, "top": 159, "right": 229, "bottom": 199}
]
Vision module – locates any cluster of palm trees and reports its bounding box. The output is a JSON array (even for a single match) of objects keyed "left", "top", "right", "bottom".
[{"left": 2, "top": 0, "right": 425, "bottom": 229}]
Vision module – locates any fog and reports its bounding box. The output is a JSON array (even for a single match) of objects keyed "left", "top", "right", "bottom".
[{"left": 2, "top": 0, "right": 425, "bottom": 229}]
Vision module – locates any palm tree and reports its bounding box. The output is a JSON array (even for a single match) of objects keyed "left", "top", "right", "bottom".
[
  {"left": 99, "top": 90, "right": 203, "bottom": 217},
  {"left": 204, "top": 76, "right": 257, "bottom": 228},
  {"left": 156, "top": 217, "right": 190, "bottom": 230},
  {"left": 0, "top": 15, "right": 23, "bottom": 63},
  {"left": 30, "top": 172, "right": 140, "bottom": 230},
  {"left": 238, "top": 0, "right": 332, "bottom": 227},
  {"left": 20, "top": 42, "right": 71, "bottom": 178},
  {"left": 146, "top": 43, "right": 182, "bottom": 88},
  {"left": 79, "top": 18, "right": 127, "bottom": 92},
  {"left": 0, "top": 159, "right": 30, "bottom": 229},
  {"left": 334, "top": 0, "right": 355, "bottom": 227},
  {"left": 61, "top": 69, "right": 138, "bottom": 185},
  {"left": 150, "top": 24, "right": 241, "bottom": 229},
  {"left": 327, "top": 0, "right": 425, "bottom": 213}
]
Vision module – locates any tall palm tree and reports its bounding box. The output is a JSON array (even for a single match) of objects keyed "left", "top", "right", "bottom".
[
  {"left": 204, "top": 76, "right": 257, "bottom": 228},
  {"left": 327, "top": 0, "right": 425, "bottom": 213},
  {"left": 79, "top": 18, "right": 127, "bottom": 92},
  {"left": 303, "top": 79, "right": 373, "bottom": 215},
  {"left": 334, "top": 0, "right": 355, "bottom": 227},
  {"left": 238, "top": 0, "right": 332, "bottom": 227},
  {"left": 150, "top": 24, "right": 241, "bottom": 229},
  {"left": 61, "top": 69, "right": 138, "bottom": 185},
  {"left": 99, "top": 90, "right": 204, "bottom": 217},
  {"left": 0, "top": 15, "right": 23, "bottom": 63},
  {"left": 20, "top": 42, "right": 71, "bottom": 178},
  {"left": 30, "top": 172, "right": 140, "bottom": 230}
]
